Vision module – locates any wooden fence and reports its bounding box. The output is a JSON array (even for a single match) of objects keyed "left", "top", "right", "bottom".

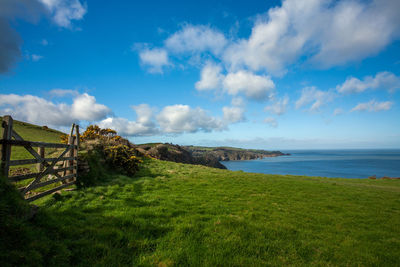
[{"left": 0, "top": 115, "right": 79, "bottom": 202}]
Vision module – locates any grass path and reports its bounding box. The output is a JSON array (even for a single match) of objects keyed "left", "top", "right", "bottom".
[{"left": 2, "top": 159, "right": 393, "bottom": 266}]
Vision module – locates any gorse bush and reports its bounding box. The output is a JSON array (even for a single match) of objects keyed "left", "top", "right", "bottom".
[
  {"left": 104, "top": 145, "right": 143, "bottom": 176},
  {"left": 60, "top": 125, "right": 121, "bottom": 144},
  {"left": 60, "top": 124, "right": 144, "bottom": 179}
]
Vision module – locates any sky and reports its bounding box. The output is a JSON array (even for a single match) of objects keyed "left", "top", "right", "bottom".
[{"left": 1, "top": 0, "right": 400, "bottom": 150}]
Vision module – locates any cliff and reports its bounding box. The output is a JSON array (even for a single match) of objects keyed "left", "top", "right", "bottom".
[
  {"left": 185, "top": 146, "right": 288, "bottom": 161},
  {"left": 135, "top": 143, "right": 288, "bottom": 169},
  {"left": 134, "top": 143, "right": 227, "bottom": 169}
]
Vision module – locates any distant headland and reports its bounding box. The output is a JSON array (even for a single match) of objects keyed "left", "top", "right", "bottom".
[{"left": 135, "top": 143, "right": 288, "bottom": 169}]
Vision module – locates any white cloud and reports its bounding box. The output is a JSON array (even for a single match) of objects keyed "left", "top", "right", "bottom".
[
  {"left": 139, "top": 48, "right": 170, "bottom": 73},
  {"left": 337, "top": 71, "right": 400, "bottom": 94},
  {"left": 99, "top": 117, "right": 157, "bottom": 137},
  {"left": 351, "top": 100, "right": 393, "bottom": 112},
  {"left": 157, "top": 104, "right": 224, "bottom": 133},
  {"left": 0, "top": 94, "right": 72, "bottom": 126},
  {"left": 263, "top": 117, "right": 278, "bottom": 128},
  {"left": 38, "top": 0, "right": 87, "bottom": 28},
  {"left": 31, "top": 54, "right": 43, "bottom": 61},
  {"left": 333, "top": 108, "right": 344, "bottom": 116},
  {"left": 296, "top": 86, "right": 334, "bottom": 112},
  {"left": 0, "top": 92, "right": 111, "bottom": 127},
  {"left": 231, "top": 97, "right": 245, "bottom": 107},
  {"left": 165, "top": 25, "right": 227, "bottom": 55},
  {"left": 98, "top": 104, "right": 158, "bottom": 136},
  {"left": 312, "top": 0, "right": 400, "bottom": 67},
  {"left": 195, "top": 62, "right": 224, "bottom": 91},
  {"left": 0, "top": 92, "right": 232, "bottom": 136},
  {"left": 223, "top": 0, "right": 400, "bottom": 74},
  {"left": 223, "top": 106, "right": 245, "bottom": 123},
  {"left": 264, "top": 95, "right": 289, "bottom": 115},
  {"left": 71, "top": 93, "right": 111, "bottom": 121},
  {"left": 100, "top": 104, "right": 231, "bottom": 136},
  {"left": 223, "top": 70, "right": 275, "bottom": 101}
]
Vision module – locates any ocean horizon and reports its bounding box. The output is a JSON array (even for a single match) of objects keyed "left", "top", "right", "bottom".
[{"left": 222, "top": 149, "right": 400, "bottom": 179}]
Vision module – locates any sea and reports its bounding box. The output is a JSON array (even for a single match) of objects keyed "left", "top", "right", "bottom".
[{"left": 222, "top": 149, "right": 400, "bottom": 179}]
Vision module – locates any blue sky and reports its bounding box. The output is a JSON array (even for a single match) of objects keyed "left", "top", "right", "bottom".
[{"left": 1, "top": 0, "right": 400, "bottom": 149}]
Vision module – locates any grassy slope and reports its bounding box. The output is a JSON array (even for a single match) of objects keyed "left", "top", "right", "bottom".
[
  {"left": 0, "top": 117, "right": 65, "bottom": 160},
  {"left": 3, "top": 159, "right": 398, "bottom": 266}
]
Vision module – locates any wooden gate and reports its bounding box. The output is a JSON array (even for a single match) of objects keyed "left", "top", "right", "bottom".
[{"left": 0, "top": 115, "right": 79, "bottom": 202}]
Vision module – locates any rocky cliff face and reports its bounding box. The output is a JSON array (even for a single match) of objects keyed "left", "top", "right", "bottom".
[
  {"left": 134, "top": 143, "right": 227, "bottom": 169},
  {"left": 185, "top": 146, "right": 288, "bottom": 161},
  {"left": 134, "top": 143, "right": 288, "bottom": 169}
]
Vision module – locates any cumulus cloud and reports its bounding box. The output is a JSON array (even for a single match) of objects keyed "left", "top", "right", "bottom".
[
  {"left": 165, "top": 25, "right": 227, "bottom": 55},
  {"left": 70, "top": 93, "right": 110, "bottom": 121},
  {"left": 223, "top": 0, "right": 400, "bottom": 74},
  {"left": 296, "top": 86, "right": 334, "bottom": 112},
  {"left": 0, "top": 0, "right": 86, "bottom": 73},
  {"left": 195, "top": 66, "right": 276, "bottom": 102},
  {"left": 157, "top": 104, "right": 224, "bottom": 133},
  {"left": 223, "top": 70, "right": 275, "bottom": 101},
  {"left": 223, "top": 106, "right": 245, "bottom": 123},
  {"left": 139, "top": 48, "right": 170, "bottom": 73},
  {"left": 231, "top": 97, "right": 245, "bottom": 107},
  {"left": 100, "top": 104, "right": 230, "bottom": 136},
  {"left": 264, "top": 117, "right": 278, "bottom": 128},
  {"left": 264, "top": 95, "right": 289, "bottom": 115},
  {"left": 0, "top": 92, "right": 110, "bottom": 127},
  {"left": 337, "top": 71, "right": 400, "bottom": 94},
  {"left": 99, "top": 104, "right": 159, "bottom": 136},
  {"left": 38, "top": 0, "right": 87, "bottom": 28},
  {"left": 195, "top": 62, "right": 224, "bottom": 91},
  {"left": 139, "top": 0, "right": 400, "bottom": 82},
  {"left": 351, "top": 100, "right": 393, "bottom": 112}
]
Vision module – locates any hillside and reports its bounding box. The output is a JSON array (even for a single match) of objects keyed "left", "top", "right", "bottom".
[
  {"left": 1, "top": 158, "right": 399, "bottom": 266},
  {"left": 184, "top": 145, "right": 288, "bottom": 161},
  {"left": 135, "top": 143, "right": 227, "bottom": 169},
  {"left": 0, "top": 117, "right": 65, "bottom": 161},
  {"left": 135, "top": 143, "right": 288, "bottom": 169},
  {"left": 1, "top": 119, "right": 399, "bottom": 266}
]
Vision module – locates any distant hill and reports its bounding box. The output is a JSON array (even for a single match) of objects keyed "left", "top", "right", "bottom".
[
  {"left": 135, "top": 143, "right": 288, "bottom": 169},
  {"left": 135, "top": 143, "right": 227, "bottom": 169},
  {"left": 184, "top": 145, "right": 288, "bottom": 161}
]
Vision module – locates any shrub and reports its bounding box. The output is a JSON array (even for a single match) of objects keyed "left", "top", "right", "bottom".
[
  {"left": 76, "top": 149, "right": 107, "bottom": 187},
  {"left": 61, "top": 125, "right": 123, "bottom": 145},
  {"left": 104, "top": 145, "right": 143, "bottom": 176}
]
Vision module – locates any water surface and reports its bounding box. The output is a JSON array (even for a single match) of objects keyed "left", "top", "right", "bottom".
[{"left": 222, "top": 150, "right": 400, "bottom": 178}]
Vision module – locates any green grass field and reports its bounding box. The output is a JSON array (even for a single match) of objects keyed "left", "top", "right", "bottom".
[
  {"left": 1, "top": 120, "right": 399, "bottom": 266},
  {"left": 0, "top": 117, "right": 65, "bottom": 161},
  {"left": 2, "top": 158, "right": 399, "bottom": 266}
]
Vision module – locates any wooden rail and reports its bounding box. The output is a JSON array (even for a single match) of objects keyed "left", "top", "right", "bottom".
[{"left": 0, "top": 115, "right": 79, "bottom": 202}]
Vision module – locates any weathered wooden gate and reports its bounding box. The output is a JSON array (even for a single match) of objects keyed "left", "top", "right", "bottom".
[{"left": 0, "top": 115, "right": 79, "bottom": 202}]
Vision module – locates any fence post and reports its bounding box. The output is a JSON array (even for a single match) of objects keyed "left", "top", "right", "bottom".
[
  {"left": 36, "top": 147, "right": 45, "bottom": 172},
  {"left": 62, "top": 135, "right": 75, "bottom": 184},
  {"left": 75, "top": 125, "right": 80, "bottom": 149},
  {"left": 74, "top": 125, "right": 79, "bottom": 182},
  {"left": 1, "top": 116, "right": 13, "bottom": 179}
]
